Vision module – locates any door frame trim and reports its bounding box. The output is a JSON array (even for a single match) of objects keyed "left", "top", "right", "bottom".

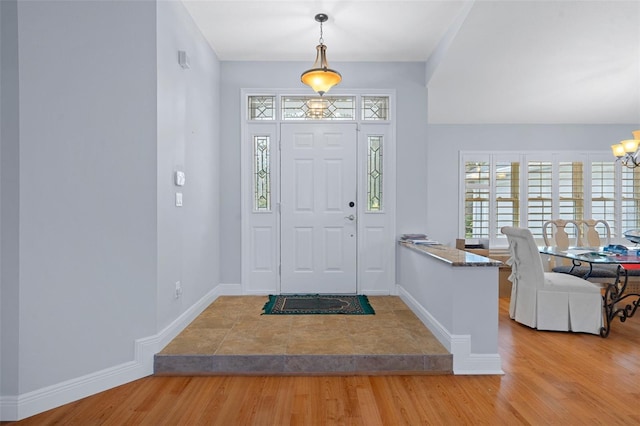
[{"left": 240, "top": 89, "right": 396, "bottom": 295}]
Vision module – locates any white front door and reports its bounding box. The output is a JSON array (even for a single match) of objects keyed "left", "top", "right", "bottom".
[{"left": 280, "top": 123, "right": 358, "bottom": 294}]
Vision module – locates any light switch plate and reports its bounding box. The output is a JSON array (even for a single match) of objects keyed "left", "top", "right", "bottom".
[
  {"left": 175, "top": 192, "right": 183, "bottom": 207},
  {"left": 174, "top": 170, "right": 185, "bottom": 186}
]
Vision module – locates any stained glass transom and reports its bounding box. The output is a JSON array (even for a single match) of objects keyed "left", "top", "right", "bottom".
[
  {"left": 253, "top": 135, "right": 271, "bottom": 211},
  {"left": 249, "top": 96, "right": 275, "bottom": 120},
  {"left": 282, "top": 96, "right": 355, "bottom": 120},
  {"left": 362, "top": 96, "right": 389, "bottom": 121},
  {"left": 367, "top": 136, "right": 383, "bottom": 211}
]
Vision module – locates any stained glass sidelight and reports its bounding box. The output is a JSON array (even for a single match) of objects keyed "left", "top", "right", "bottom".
[
  {"left": 248, "top": 96, "right": 275, "bottom": 120},
  {"left": 362, "top": 96, "right": 389, "bottom": 121},
  {"left": 254, "top": 135, "right": 271, "bottom": 211},
  {"left": 367, "top": 136, "right": 383, "bottom": 211}
]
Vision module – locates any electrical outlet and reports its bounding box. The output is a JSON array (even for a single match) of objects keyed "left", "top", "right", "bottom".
[{"left": 175, "top": 281, "right": 183, "bottom": 299}]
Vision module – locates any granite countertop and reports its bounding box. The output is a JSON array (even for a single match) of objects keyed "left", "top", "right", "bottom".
[{"left": 399, "top": 241, "right": 503, "bottom": 267}]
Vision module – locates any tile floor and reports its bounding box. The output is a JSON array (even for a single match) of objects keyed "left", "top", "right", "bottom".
[{"left": 154, "top": 295, "right": 452, "bottom": 375}]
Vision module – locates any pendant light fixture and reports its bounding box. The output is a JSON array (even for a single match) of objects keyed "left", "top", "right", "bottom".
[
  {"left": 300, "top": 13, "right": 342, "bottom": 96},
  {"left": 611, "top": 130, "right": 640, "bottom": 168}
]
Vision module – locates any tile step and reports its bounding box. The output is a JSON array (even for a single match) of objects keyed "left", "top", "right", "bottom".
[{"left": 154, "top": 353, "right": 453, "bottom": 375}]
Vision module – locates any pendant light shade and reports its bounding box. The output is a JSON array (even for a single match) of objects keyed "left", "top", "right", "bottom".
[{"left": 301, "top": 14, "right": 342, "bottom": 96}]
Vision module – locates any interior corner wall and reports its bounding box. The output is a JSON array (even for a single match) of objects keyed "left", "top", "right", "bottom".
[
  {"left": 15, "top": 0, "right": 158, "bottom": 395},
  {"left": 1, "top": 0, "right": 20, "bottom": 404},
  {"left": 425, "top": 123, "right": 639, "bottom": 247},
  {"left": 156, "top": 0, "right": 221, "bottom": 331},
  {"left": 219, "top": 61, "right": 428, "bottom": 285}
]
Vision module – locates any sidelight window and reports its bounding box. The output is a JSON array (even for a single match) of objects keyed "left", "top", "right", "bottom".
[
  {"left": 367, "top": 135, "right": 384, "bottom": 211},
  {"left": 253, "top": 135, "right": 271, "bottom": 211}
]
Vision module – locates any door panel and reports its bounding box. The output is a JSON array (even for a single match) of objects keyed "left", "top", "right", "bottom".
[{"left": 280, "top": 123, "right": 358, "bottom": 294}]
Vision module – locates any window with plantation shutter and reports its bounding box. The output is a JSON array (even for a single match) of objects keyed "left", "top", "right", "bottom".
[
  {"left": 558, "top": 162, "right": 584, "bottom": 219},
  {"left": 526, "top": 161, "right": 553, "bottom": 237},
  {"left": 461, "top": 152, "right": 637, "bottom": 247},
  {"left": 556, "top": 162, "right": 584, "bottom": 240},
  {"left": 464, "top": 161, "right": 490, "bottom": 239},
  {"left": 591, "top": 161, "right": 616, "bottom": 236},
  {"left": 495, "top": 161, "right": 520, "bottom": 236},
  {"left": 621, "top": 167, "right": 640, "bottom": 236}
]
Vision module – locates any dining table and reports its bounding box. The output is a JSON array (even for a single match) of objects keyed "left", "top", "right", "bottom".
[{"left": 539, "top": 246, "right": 640, "bottom": 337}]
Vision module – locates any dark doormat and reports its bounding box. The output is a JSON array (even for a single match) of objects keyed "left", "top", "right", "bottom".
[{"left": 262, "top": 294, "right": 375, "bottom": 315}]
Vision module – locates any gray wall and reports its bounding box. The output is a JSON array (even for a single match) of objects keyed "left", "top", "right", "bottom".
[
  {"left": 1, "top": 0, "right": 220, "bottom": 400},
  {"left": 1, "top": 0, "right": 20, "bottom": 399},
  {"left": 156, "top": 0, "right": 220, "bottom": 330},
  {"left": 15, "top": 0, "right": 158, "bottom": 393},
  {"left": 425, "top": 123, "right": 640, "bottom": 247},
  {"left": 219, "top": 61, "right": 429, "bottom": 284}
]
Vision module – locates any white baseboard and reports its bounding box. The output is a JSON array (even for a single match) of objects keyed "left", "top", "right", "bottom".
[
  {"left": 359, "top": 289, "right": 391, "bottom": 296},
  {"left": 0, "top": 285, "right": 224, "bottom": 421},
  {"left": 397, "top": 286, "right": 451, "bottom": 349},
  {"left": 397, "top": 285, "right": 503, "bottom": 376},
  {"left": 216, "top": 282, "right": 243, "bottom": 295},
  {"left": 449, "top": 335, "right": 504, "bottom": 375}
]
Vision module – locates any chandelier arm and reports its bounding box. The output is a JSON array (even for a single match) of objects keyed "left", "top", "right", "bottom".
[{"left": 621, "top": 153, "right": 640, "bottom": 169}]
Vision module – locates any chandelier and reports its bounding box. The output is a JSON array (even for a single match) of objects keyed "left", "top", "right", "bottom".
[
  {"left": 300, "top": 13, "right": 342, "bottom": 96},
  {"left": 611, "top": 130, "right": 640, "bottom": 168}
]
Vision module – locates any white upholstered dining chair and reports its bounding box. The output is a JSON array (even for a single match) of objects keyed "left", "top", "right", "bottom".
[{"left": 501, "top": 226, "right": 603, "bottom": 334}]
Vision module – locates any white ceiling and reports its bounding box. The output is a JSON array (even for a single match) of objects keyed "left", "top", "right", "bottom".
[{"left": 181, "top": 0, "right": 640, "bottom": 124}]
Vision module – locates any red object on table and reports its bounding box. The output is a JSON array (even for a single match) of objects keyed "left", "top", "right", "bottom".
[{"left": 621, "top": 263, "right": 640, "bottom": 270}]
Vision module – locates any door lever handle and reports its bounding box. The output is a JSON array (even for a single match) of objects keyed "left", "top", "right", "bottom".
[{"left": 345, "top": 214, "right": 355, "bottom": 221}]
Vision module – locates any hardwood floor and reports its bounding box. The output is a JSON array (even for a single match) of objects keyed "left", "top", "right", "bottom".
[{"left": 5, "top": 298, "right": 640, "bottom": 425}]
